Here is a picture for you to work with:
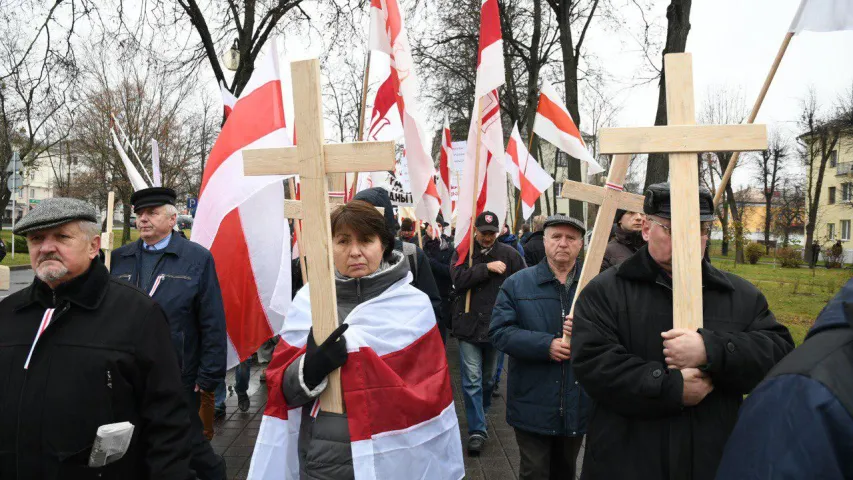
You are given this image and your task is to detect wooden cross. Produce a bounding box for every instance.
[242,59,395,413]
[598,53,767,330]
[558,154,644,341]
[101,191,116,271]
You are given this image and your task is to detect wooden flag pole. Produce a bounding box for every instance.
[513,131,537,225]
[713,32,794,207]
[102,191,116,271]
[346,50,373,200]
[288,177,308,285]
[416,220,424,248]
[464,97,485,313]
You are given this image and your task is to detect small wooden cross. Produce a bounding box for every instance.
[598,53,768,330]
[558,154,644,341]
[101,191,116,271]
[242,59,395,413]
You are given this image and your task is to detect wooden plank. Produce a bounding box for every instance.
[564,154,632,341]
[284,199,382,220]
[559,180,645,213]
[665,53,704,331]
[598,124,767,154]
[243,141,395,176]
[102,191,115,271]
[0,265,9,291]
[291,59,344,413]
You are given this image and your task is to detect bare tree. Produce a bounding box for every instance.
[773,175,805,248]
[752,129,788,253]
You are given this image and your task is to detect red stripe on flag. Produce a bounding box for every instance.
[477,0,502,67]
[343,326,453,441]
[209,208,274,362]
[520,172,540,206]
[263,339,307,420]
[200,80,285,195]
[537,93,585,146]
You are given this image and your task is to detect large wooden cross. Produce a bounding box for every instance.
[598,53,767,330]
[242,59,395,413]
[558,154,645,341]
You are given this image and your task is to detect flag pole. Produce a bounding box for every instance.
[416,219,424,248]
[110,113,155,186]
[346,50,373,201]
[513,131,537,225]
[465,97,485,313]
[102,191,115,271]
[713,31,794,207]
[289,178,308,285]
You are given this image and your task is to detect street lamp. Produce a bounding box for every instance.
[223,39,240,71]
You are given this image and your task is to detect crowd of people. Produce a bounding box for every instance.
[0,182,851,479]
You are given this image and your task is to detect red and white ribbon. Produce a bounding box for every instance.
[310,398,321,419]
[605,182,624,192]
[24,308,56,369]
[149,274,165,297]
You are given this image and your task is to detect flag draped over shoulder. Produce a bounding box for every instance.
[368,0,440,223]
[438,114,454,223]
[191,44,292,369]
[505,123,553,221]
[789,0,853,33]
[533,82,603,175]
[248,273,465,480]
[454,0,507,266]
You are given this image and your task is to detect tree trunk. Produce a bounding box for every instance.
[721,196,729,256]
[726,183,745,264]
[556,2,584,219]
[763,197,772,254]
[643,0,692,190]
[122,202,132,246]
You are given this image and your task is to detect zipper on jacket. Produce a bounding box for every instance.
[106,369,113,389]
[356,279,362,304]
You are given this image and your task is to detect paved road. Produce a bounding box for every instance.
[0,268,33,300]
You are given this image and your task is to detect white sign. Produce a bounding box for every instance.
[388,156,414,206]
[450,140,467,202]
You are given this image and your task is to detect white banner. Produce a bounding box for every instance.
[449,140,467,202]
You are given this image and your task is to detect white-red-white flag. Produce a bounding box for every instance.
[454,0,507,266]
[248,273,464,480]
[533,82,604,175]
[505,123,554,221]
[438,114,454,223]
[192,44,292,369]
[220,80,238,120]
[110,128,148,191]
[789,0,853,33]
[368,0,440,223]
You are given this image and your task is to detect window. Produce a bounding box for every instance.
[554,182,562,197]
[844,183,852,202]
[829,186,836,204]
[30,189,34,198]
[843,220,852,241]
[830,150,838,168]
[828,223,836,240]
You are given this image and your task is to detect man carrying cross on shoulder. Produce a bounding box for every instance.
[571,183,795,480]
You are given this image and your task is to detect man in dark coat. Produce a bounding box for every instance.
[600,208,645,272]
[422,214,454,343]
[110,187,227,480]
[523,214,546,267]
[0,198,193,479]
[450,211,526,454]
[491,214,590,480]
[571,183,794,480]
[715,278,853,479]
[498,224,525,257]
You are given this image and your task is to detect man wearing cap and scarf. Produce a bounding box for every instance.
[0,198,193,479]
[571,183,794,480]
[490,214,590,480]
[110,187,227,480]
[450,210,526,455]
[600,209,646,272]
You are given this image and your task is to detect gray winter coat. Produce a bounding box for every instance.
[280,251,410,479]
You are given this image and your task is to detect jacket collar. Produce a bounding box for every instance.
[616,245,734,291]
[334,251,409,307]
[613,227,646,250]
[120,232,185,258]
[15,259,110,311]
[534,257,582,285]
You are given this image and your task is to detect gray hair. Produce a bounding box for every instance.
[162,204,178,218]
[78,220,102,241]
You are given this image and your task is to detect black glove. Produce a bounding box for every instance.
[303,324,349,390]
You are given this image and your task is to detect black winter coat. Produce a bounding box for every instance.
[0,260,192,480]
[522,231,545,267]
[422,236,454,300]
[600,227,645,272]
[571,247,794,480]
[450,241,526,343]
[490,259,590,437]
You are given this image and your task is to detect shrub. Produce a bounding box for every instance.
[745,243,764,265]
[825,242,844,269]
[777,247,803,268]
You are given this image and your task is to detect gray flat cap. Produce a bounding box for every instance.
[543,214,586,235]
[13,197,98,236]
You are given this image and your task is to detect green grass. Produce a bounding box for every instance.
[710,255,853,345]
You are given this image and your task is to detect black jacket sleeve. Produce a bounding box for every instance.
[136,304,193,480]
[699,291,794,394]
[194,255,228,392]
[415,248,442,321]
[426,252,452,283]
[449,251,491,291]
[572,280,684,419]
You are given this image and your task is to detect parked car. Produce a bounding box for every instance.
[177,215,194,230]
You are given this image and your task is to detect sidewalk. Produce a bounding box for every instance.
[212,338,583,479]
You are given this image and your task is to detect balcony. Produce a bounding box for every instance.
[837,162,853,175]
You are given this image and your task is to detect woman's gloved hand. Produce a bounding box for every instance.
[303,324,349,390]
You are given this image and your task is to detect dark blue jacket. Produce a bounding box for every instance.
[489,259,590,437]
[498,232,524,258]
[715,279,853,480]
[110,234,227,392]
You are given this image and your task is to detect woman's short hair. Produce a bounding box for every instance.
[330,200,395,261]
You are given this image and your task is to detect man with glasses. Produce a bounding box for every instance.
[570,182,794,480]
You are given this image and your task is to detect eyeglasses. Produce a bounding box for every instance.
[648,218,713,238]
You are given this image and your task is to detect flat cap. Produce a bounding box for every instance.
[543,214,586,235]
[131,187,177,213]
[13,197,98,236]
[644,182,715,222]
